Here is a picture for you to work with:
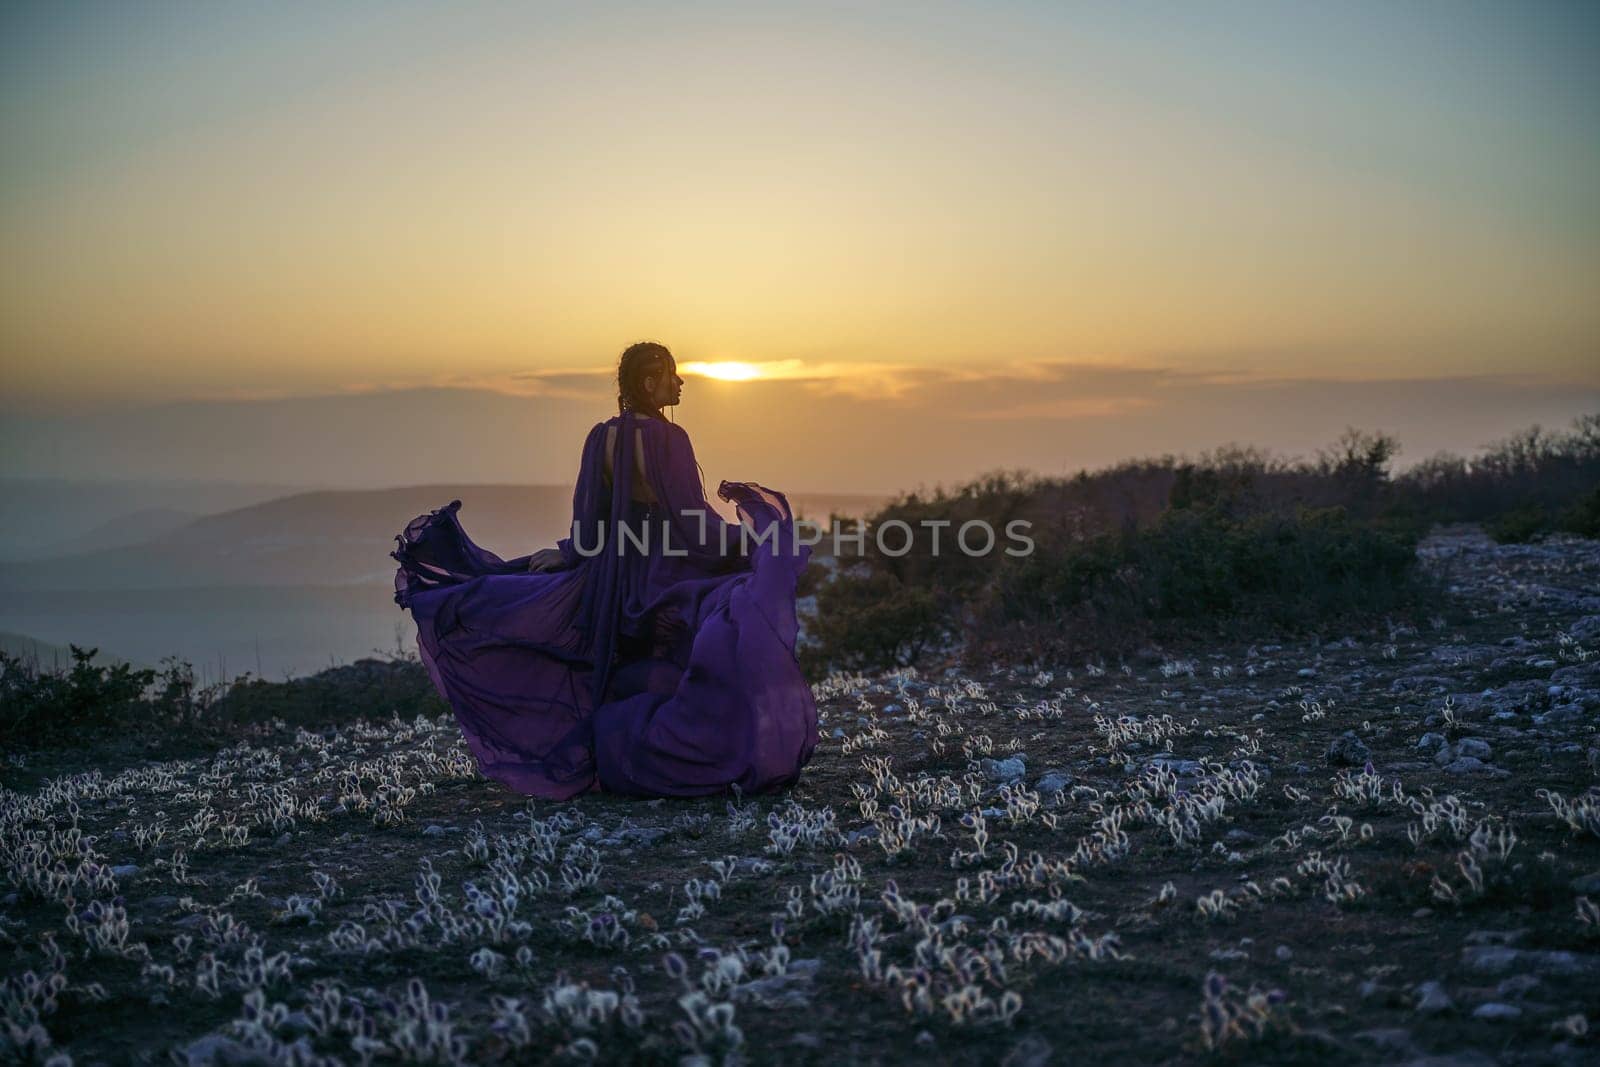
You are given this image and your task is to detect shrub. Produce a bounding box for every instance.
[795,557,824,598]
[0,645,225,749]
[804,482,1431,672]
[975,503,1425,659]
[797,418,1600,670]
[209,655,446,728]
[0,645,445,749]
[1487,504,1551,544]
[800,568,944,676]
[1396,413,1599,530]
[1558,487,1600,540]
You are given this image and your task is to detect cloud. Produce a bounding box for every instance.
[1,357,1594,494]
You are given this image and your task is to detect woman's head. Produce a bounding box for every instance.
[616,341,683,416]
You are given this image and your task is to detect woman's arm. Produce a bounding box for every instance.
[526,547,567,572]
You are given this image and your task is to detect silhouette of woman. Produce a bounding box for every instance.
[391,342,818,799]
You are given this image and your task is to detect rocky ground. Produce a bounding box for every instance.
[2,524,1599,1066]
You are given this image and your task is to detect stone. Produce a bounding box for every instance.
[1495,975,1540,1000]
[1398,1053,1497,1067]
[1533,704,1587,726]
[1460,947,1519,974]
[1570,872,1600,895]
[1001,1034,1053,1067]
[1462,946,1600,978]
[1455,738,1492,759]
[1496,679,1554,712]
[281,1011,315,1036]
[1326,731,1370,766]
[1353,1028,1416,1055]
[1464,929,1526,946]
[179,1034,275,1067]
[110,864,140,879]
[1274,945,1293,962]
[1551,663,1600,686]
[980,757,1027,783]
[1414,981,1454,1014]
[1417,733,1448,751]
[1444,757,1488,774]
[1392,674,1453,694]
[1035,771,1073,795]
[1150,756,1202,776]
[1471,1002,1522,1021]
[733,974,812,1008]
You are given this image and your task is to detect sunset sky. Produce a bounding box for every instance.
[2,1,1597,491]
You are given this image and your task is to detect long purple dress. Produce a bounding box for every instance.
[391,410,819,800]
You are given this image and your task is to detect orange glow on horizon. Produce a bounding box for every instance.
[681,361,764,382]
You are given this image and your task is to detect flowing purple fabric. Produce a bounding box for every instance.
[391,411,818,800]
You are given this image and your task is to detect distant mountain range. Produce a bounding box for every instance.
[50,506,198,556]
[0,477,315,561]
[0,483,889,592]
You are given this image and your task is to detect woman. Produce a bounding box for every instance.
[391,341,818,800]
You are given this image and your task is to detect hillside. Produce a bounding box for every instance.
[0,485,889,592]
[0,486,577,591]
[0,477,312,561]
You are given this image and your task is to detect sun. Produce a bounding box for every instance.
[680,361,765,382]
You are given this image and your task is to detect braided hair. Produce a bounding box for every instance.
[616,341,673,417]
[612,340,714,500]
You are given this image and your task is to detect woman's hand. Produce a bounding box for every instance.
[526,548,567,574]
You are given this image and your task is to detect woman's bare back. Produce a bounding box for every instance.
[602,422,661,506]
